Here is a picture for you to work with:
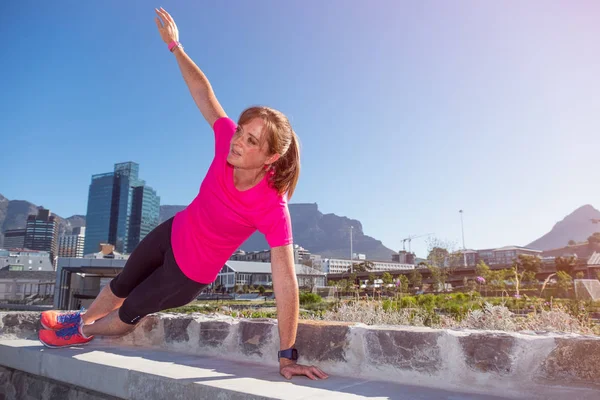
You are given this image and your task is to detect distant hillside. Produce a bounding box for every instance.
[1,193,395,259]
[527,205,600,250]
[0,194,86,245]
[160,203,395,260]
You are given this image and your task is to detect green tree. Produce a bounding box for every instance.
[488,269,509,291]
[428,265,448,292]
[381,272,393,286]
[575,272,585,279]
[409,270,423,288]
[427,247,450,267]
[514,254,541,273]
[352,261,374,273]
[555,256,577,277]
[475,260,491,281]
[587,233,600,249]
[258,285,266,295]
[368,274,376,286]
[349,272,358,289]
[398,275,409,294]
[512,255,542,295]
[556,271,573,297]
[521,270,538,289]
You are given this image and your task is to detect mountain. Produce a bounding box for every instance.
[0,194,86,244]
[527,205,600,251]
[159,203,395,260]
[0,194,39,232]
[0,193,394,259]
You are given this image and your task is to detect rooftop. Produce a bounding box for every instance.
[0,270,55,280]
[225,260,324,275]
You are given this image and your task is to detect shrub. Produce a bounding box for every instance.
[400,296,417,308]
[299,292,322,305]
[417,294,437,308]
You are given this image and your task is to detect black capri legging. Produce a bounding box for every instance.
[109,217,209,325]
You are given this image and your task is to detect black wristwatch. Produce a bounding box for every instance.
[278,348,298,361]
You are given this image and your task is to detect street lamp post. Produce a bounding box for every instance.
[350,226,354,273]
[459,210,466,266]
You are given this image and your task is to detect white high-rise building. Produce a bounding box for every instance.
[58,227,86,258]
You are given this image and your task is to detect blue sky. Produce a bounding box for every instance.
[2,1,600,258]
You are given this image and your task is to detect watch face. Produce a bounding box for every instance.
[291,349,298,360]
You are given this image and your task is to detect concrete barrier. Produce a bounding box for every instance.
[1,311,599,399]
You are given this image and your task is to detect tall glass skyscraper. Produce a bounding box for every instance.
[84,173,114,255]
[84,162,160,255]
[129,186,160,250]
[24,208,58,265]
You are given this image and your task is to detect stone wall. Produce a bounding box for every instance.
[1,311,600,398]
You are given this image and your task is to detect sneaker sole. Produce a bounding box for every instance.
[39,338,93,349]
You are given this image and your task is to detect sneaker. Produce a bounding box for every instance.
[39,325,94,348]
[40,308,83,330]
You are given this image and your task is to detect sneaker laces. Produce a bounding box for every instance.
[55,325,81,340]
[56,307,85,324]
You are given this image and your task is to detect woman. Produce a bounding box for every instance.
[39,7,328,381]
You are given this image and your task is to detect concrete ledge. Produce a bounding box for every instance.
[0,339,520,400]
[1,312,600,399]
[0,365,119,400]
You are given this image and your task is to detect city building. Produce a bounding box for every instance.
[472,246,542,267]
[58,227,86,258]
[213,260,326,290]
[84,243,128,260]
[0,249,54,272]
[84,162,160,255]
[2,229,26,250]
[319,258,415,274]
[229,244,314,264]
[0,270,55,302]
[24,208,58,264]
[54,255,129,310]
[392,250,415,264]
[54,257,324,310]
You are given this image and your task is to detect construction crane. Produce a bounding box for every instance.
[401,233,433,253]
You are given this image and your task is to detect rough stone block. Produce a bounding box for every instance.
[1,313,39,339]
[0,365,11,388]
[364,328,441,373]
[24,372,46,399]
[295,321,350,363]
[459,333,515,374]
[238,319,274,357]
[163,317,191,343]
[541,338,600,385]
[141,315,160,334]
[198,320,231,347]
[47,384,70,400]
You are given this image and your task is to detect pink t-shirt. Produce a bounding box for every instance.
[171,117,293,283]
